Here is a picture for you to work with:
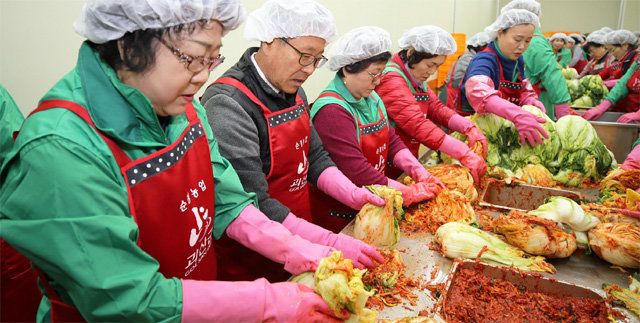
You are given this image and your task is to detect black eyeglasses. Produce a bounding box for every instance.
[367,71,388,82]
[158,37,225,73]
[279,38,328,68]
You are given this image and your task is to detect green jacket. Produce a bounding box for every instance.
[604,61,639,105]
[311,74,388,143]
[523,28,571,119]
[557,47,572,68]
[0,84,24,166]
[0,42,256,322]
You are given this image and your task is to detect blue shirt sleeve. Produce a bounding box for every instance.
[460,52,500,104]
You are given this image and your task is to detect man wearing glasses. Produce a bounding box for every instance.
[201,0,385,283]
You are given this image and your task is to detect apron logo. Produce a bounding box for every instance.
[189,206,210,247]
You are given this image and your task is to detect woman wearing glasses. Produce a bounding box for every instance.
[309,26,445,232]
[0,0,350,322]
[375,25,488,183]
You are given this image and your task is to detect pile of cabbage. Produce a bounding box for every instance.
[564,71,609,107]
[448,107,616,187]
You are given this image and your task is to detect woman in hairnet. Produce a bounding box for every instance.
[501,0,572,120]
[584,56,640,122]
[0,0,348,322]
[568,34,589,72]
[595,30,638,86]
[549,33,571,68]
[438,31,492,115]
[309,26,444,232]
[375,25,488,183]
[460,9,550,147]
[576,31,616,79]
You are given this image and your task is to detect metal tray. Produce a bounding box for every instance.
[340,214,638,322]
[441,260,616,322]
[478,180,585,211]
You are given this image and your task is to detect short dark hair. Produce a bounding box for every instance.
[584,41,605,53]
[88,20,212,73]
[337,51,392,77]
[399,49,438,69]
[467,44,487,53]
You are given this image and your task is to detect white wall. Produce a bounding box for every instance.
[1,0,637,116]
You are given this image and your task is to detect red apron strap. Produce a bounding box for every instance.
[213,77,272,114]
[31,100,132,168]
[482,47,505,82]
[317,92,345,100]
[184,102,198,122]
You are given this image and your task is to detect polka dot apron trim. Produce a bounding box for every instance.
[328,212,356,219]
[361,118,388,135]
[126,123,204,187]
[268,104,305,127]
[499,82,523,90]
[413,94,430,102]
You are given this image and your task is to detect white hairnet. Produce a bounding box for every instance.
[605,29,638,45]
[569,33,585,43]
[243,0,337,43]
[599,27,614,34]
[501,0,541,17]
[586,31,607,44]
[74,0,246,44]
[484,9,540,41]
[466,31,492,47]
[398,25,457,55]
[326,26,391,71]
[549,33,567,42]
[566,37,575,44]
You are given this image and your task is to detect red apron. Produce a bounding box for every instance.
[445,59,473,117]
[587,53,614,75]
[1,240,41,322]
[25,99,217,322]
[612,64,640,113]
[210,77,311,282]
[309,92,390,233]
[608,50,638,80]
[484,47,524,106]
[382,62,436,179]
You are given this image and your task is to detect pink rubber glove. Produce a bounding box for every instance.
[393,148,443,186]
[604,79,618,89]
[522,97,546,113]
[447,114,488,159]
[388,179,441,206]
[226,204,334,275]
[438,135,487,183]
[464,126,488,159]
[520,79,545,112]
[582,100,611,121]
[484,95,549,147]
[182,278,344,322]
[554,102,573,119]
[282,213,383,269]
[621,145,640,170]
[317,166,385,209]
[617,111,640,123]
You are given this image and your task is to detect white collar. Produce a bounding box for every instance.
[250,52,281,95]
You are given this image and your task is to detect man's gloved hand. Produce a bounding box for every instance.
[317,167,385,209]
[282,214,383,269]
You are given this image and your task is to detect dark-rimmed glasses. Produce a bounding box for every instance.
[367,71,388,82]
[279,38,328,68]
[157,37,224,73]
